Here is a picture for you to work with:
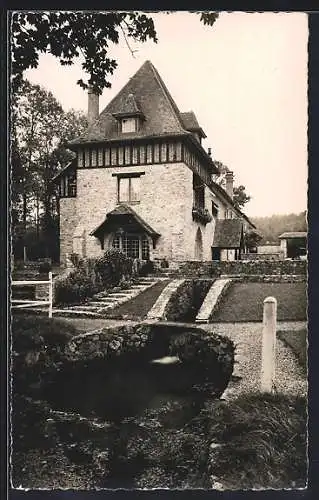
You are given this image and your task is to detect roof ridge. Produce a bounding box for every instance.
[148,61,186,131]
[99,60,150,119]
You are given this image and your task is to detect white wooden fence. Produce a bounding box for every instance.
[12,272,53,318]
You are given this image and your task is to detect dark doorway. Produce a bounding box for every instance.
[287,237,307,259]
[212,248,221,261]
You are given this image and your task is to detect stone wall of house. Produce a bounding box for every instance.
[165,259,307,278]
[59,198,78,266]
[74,163,218,261]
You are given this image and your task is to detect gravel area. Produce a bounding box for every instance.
[202,321,307,398]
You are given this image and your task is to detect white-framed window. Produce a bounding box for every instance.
[118,176,141,203]
[121,117,136,133]
[112,233,150,260]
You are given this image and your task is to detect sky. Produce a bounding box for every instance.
[24,11,308,217]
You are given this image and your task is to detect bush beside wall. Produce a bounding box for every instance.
[54,250,135,305]
[164,279,213,322]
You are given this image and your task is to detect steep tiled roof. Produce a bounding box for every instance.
[278,232,307,239]
[180,111,206,138]
[212,219,244,248]
[112,93,143,117]
[70,60,189,145]
[90,203,160,238]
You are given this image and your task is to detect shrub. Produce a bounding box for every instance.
[55,269,100,304]
[12,314,77,396]
[139,260,155,276]
[54,269,100,305]
[38,261,52,274]
[164,279,212,322]
[95,249,134,287]
[54,251,135,305]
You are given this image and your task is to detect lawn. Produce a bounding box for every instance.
[106,279,170,320]
[277,328,307,373]
[211,282,307,322]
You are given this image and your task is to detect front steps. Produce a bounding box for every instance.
[55,277,168,318]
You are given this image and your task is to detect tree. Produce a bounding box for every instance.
[233,185,251,210]
[12,79,88,259]
[251,211,307,244]
[244,230,263,252]
[11,11,218,94]
[213,160,251,209]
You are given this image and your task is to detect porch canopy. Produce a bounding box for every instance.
[212,219,244,249]
[90,204,160,246]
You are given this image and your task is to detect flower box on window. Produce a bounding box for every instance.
[192,207,212,225]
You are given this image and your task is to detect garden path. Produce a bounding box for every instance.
[202,321,307,398]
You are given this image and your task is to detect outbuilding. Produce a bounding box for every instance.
[278,232,307,259]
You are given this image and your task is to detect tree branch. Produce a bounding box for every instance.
[119,22,137,58]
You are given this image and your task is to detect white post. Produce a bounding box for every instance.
[261,296,277,392]
[48,272,53,318]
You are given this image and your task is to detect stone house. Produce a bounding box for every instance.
[53,60,255,265]
[278,232,307,259]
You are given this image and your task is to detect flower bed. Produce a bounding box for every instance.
[163,279,213,322]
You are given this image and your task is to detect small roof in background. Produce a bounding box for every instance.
[278,232,307,239]
[212,219,244,248]
[180,111,207,138]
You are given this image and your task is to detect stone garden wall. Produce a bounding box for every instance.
[166,259,307,279]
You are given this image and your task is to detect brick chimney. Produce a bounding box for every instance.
[88,86,99,124]
[225,171,234,199]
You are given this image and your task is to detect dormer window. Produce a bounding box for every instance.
[112,93,145,135]
[121,117,137,134]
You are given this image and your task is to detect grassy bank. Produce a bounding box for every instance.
[211,282,307,322]
[206,393,307,489]
[278,328,307,373]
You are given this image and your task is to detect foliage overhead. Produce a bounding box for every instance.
[12,79,88,259]
[233,185,251,210]
[11,11,218,94]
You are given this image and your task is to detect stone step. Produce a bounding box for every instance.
[86,301,120,307]
[92,296,123,302]
[196,278,232,323]
[67,305,107,312]
[109,293,135,298]
[54,309,103,318]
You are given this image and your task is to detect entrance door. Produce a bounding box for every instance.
[194,228,203,261]
[212,248,221,261]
